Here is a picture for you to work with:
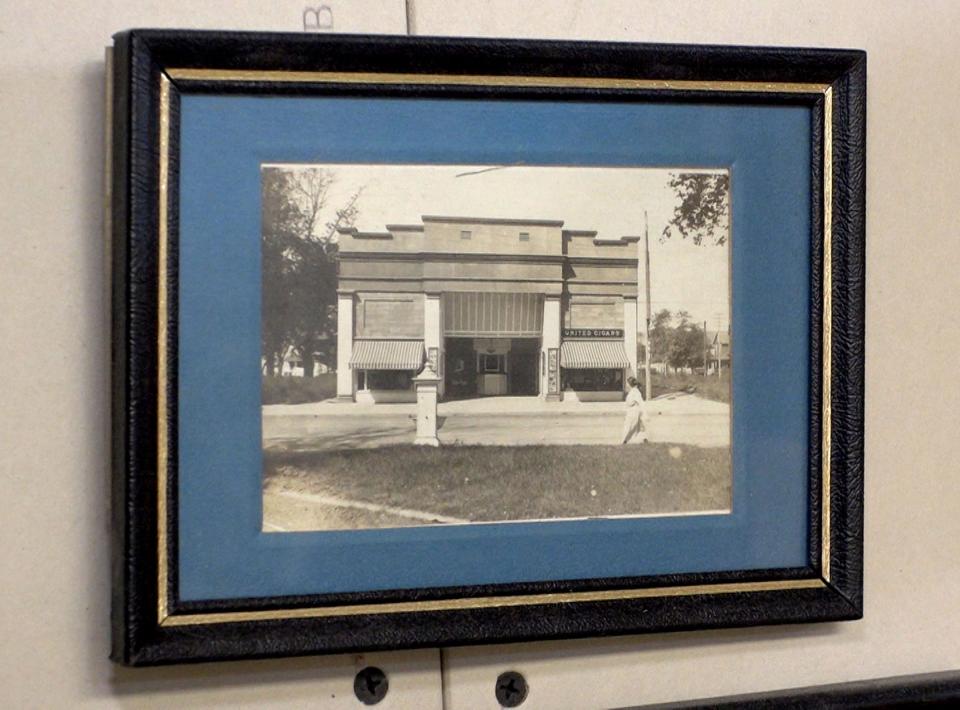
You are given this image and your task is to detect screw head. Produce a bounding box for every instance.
[354,666,388,705]
[495,670,528,707]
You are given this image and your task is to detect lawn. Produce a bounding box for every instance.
[650,371,731,403]
[262,373,337,404]
[264,443,730,523]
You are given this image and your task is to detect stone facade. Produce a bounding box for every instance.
[336,216,639,402]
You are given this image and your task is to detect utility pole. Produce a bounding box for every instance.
[644,210,652,400]
[703,320,708,377]
[716,313,723,378]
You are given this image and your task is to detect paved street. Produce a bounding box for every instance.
[263,394,729,450]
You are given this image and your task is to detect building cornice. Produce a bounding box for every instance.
[341,276,637,290]
[565,256,639,267]
[341,251,565,264]
[337,227,392,239]
[340,252,638,267]
[421,215,564,227]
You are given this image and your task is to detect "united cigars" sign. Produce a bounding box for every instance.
[562,328,624,339]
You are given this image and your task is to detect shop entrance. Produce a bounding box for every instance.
[508,338,539,396]
[444,337,540,399]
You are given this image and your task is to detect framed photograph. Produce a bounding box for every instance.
[109,30,865,665]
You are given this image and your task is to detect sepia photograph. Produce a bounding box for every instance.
[260,163,732,532]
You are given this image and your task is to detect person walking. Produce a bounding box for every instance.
[621,376,648,444]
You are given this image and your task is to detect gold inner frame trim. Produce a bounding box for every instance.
[821,87,833,580]
[163,578,826,627]
[166,67,831,95]
[155,70,833,626]
[157,72,171,625]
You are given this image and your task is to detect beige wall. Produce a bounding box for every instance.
[340,258,564,284]
[339,257,423,282]
[342,220,567,255]
[564,297,624,329]
[354,292,425,339]
[339,257,567,294]
[563,234,638,259]
[3,1,960,708]
[339,227,425,253]
[341,219,638,299]
[423,219,563,256]
[565,262,639,296]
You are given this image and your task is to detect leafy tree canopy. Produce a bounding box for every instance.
[261,168,360,376]
[661,172,730,246]
[648,308,708,371]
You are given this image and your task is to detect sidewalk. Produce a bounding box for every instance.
[262,393,729,418]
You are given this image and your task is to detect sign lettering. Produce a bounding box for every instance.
[547,348,559,394]
[562,328,624,339]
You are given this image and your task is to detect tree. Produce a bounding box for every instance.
[667,314,706,372]
[648,308,673,366]
[661,172,730,246]
[648,309,706,373]
[261,170,300,375]
[261,168,360,377]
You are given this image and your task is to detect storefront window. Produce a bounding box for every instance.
[364,370,414,390]
[481,353,505,373]
[562,368,623,391]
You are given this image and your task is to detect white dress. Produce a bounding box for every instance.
[621,387,647,444]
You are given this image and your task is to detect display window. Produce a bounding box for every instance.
[562,368,623,392]
[363,370,414,391]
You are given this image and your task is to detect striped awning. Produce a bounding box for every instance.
[349,340,424,370]
[443,292,543,337]
[560,340,630,369]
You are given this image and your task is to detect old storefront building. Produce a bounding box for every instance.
[336,216,639,403]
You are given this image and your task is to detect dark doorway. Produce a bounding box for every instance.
[444,337,476,399]
[508,338,540,395]
[444,337,540,398]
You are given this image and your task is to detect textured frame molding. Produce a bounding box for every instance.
[110,30,865,665]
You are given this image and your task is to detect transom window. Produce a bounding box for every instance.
[481,353,505,373]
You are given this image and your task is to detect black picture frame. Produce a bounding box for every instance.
[109,29,866,666]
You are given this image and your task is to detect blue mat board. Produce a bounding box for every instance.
[177,95,811,600]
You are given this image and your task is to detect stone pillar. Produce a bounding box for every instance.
[336,291,355,401]
[413,365,441,446]
[541,295,561,401]
[424,293,443,398]
[623,295,639,393]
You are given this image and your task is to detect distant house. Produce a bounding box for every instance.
[269,346,332,377]
[707,330,731,373]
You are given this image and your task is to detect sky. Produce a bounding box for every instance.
[263,163,730,331]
